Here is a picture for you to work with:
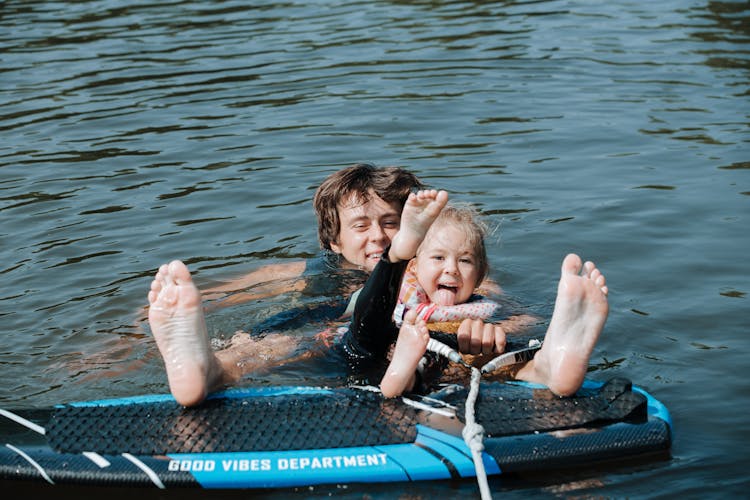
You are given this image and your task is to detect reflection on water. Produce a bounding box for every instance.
[1,0,748,497]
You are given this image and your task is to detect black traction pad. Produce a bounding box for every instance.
[46,378,646,456]
[47,388,418,455]
[450,377,647,437]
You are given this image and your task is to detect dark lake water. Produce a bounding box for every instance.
[1,0,748,497]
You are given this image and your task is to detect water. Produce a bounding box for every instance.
[1,0,748,497]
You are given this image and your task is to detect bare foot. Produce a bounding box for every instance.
[148,260,222,406]
[380,310,430,398]
[515,254,609,396]
[388,189,448,262]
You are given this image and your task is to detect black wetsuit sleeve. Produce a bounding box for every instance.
[339,255,408,364]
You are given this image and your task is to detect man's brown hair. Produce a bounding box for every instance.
[313,163,424,250]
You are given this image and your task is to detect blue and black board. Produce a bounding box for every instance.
[0,377,671,489]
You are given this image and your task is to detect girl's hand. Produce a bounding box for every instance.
[457,319,506,355]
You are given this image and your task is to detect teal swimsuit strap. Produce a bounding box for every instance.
[342,288,362,318]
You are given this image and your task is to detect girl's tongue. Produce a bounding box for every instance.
[434,285,458,306]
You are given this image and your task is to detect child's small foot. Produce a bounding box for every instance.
[389,189,448,262]
[148,260,219,406]
[380,310,430,398]
[515,254,609,396]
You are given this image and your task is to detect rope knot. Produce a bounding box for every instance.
[462,422,485,452]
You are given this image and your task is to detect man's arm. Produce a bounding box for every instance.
[201,261,307,301]
[133,260,309,330]
[200,261,308,313]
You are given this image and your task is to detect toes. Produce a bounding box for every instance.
[590,268,601,282]
[155,263,169,281]
[403,308,419,326]
[149,261,183,306]
[585,263,607,293]
[596,275,608,295]
[582,261,595,277]
[562,253,583,275]
[435,189,448,205]
[168,260,192,284]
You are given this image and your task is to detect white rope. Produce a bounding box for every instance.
[426,339,492,500]
[463,366,492,500]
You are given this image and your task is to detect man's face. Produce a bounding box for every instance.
[330,191,402,272]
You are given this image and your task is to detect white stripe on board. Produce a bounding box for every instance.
[83,451,111,468]
[400,397,454,417]
[122,453,166,489]
[5,443,55,484]
[0,409,46,435]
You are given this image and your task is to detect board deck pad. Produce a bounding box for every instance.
[48,377,643,455]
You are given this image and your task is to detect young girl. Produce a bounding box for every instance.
[370,201,503,397]
[392,205,499,332]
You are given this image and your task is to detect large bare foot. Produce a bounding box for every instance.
[148,260,222,406]
[388,189,448,262]
[515,254,609,396]
[380,310,430,398]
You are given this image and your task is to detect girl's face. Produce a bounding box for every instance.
[414,224,480,306]
[330,191,401,272]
